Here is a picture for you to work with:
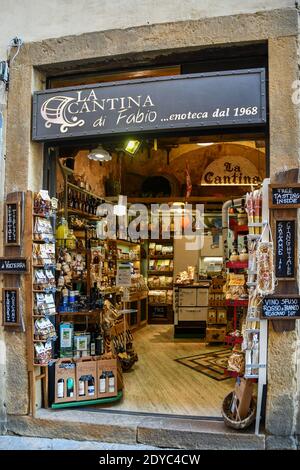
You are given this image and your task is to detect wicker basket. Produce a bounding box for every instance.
[221,391,256,430]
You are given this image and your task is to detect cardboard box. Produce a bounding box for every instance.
[234,377,254,420]
[206,326,226,343]
[75,357,97,401]
[54,358,76,404]
[217,309,227,324]
[207,309,217,323]
[97,357,118,398]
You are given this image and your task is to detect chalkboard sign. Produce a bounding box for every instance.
[270,184,300,208]
[0,258,28,273]
[5,202,20,246]
[262,296,300,319]
[2,288,20,326]
[275,220,296,279]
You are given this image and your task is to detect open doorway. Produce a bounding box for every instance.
[50,132,267,417]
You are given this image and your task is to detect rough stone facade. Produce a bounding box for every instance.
[1,6,300,443]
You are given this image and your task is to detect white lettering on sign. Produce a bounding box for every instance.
[262,298,300,318]
[41,92,157,133]
[272,188,300,205]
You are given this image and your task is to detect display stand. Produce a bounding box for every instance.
[51,391,123,409]
[24,191,56,415]
[245,178,269,435]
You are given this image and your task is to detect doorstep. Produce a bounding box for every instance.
[7,409,265,450]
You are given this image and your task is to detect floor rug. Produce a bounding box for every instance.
[175,348,232,381]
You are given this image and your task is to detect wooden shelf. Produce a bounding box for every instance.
[33,212,51,219]
[67,181,105,202]
[149,303,172,307]
[33,314,57,318]
[57,310,100,316]
[33,339,56,343]
[116,239,140,247]
[148,270,173,275]
[33,264,55,269]
[127,196,225,203]
[149,255,174,259]
[33,289,57,293]
[61,208,99,220]
[148,286,172,290]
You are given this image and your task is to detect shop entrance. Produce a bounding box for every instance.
[46,130,267,417]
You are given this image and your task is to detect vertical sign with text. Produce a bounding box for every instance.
[275,220,296,279]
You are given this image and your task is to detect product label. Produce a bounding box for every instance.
[57,381,64,398]
[61,328,72,348]
[108,377,115,393]
[78,381,85,396]
[99,378,106,393]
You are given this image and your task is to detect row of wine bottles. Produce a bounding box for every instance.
[57,188,101,215]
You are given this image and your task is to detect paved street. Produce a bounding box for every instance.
[0,435,160,450]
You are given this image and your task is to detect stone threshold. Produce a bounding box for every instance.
[7,409,266,450]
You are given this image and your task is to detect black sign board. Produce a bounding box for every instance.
[270,184,300,208]
[262,296,300,319]
[0,258,28,274]
[275,220,296,279]
[32,68,266,142]
[5,202,20,246]
[2,288,20,326]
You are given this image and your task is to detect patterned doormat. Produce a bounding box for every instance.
[175,348,232,381]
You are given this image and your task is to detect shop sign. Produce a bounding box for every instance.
[0,257,28,273]
[269,184,300,208]
[262,296,300,319]
[2,288,20,326]
[5,201,21,246]
[275,220,296,279]
[32,68,266,141]
[201,156,262,186]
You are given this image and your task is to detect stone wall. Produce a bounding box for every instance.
[2,6,300,437]
[0,0,294,58]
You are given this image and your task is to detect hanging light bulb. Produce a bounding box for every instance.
[88,145,112,162]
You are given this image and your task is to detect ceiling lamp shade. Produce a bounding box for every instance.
[88,145,112,161]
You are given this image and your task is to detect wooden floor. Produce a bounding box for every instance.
[105,325,235,417]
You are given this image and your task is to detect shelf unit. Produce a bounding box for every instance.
[57,160,107,222]
[226,219,249,333]
[147,239,174,324]
[25,192,58,415]
[207,277,227,343]
[117,239,148,330]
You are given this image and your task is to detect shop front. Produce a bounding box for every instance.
[2,10,300,447]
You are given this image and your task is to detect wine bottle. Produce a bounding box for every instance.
[87,375,95,396]
[78,376,85,396]
[57,378,64,398]
[99,371,106,393]
[66,377,74,398]
[107,371,115,393]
